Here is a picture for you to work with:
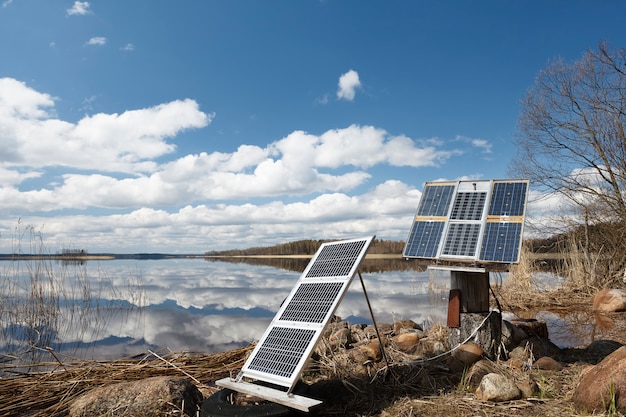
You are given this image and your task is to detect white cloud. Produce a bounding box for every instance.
[87,37,106,46]
[0,77,519,253]
[67,1,91,16]
[2,0,13,8]
[0,78,212,174]
[0,180,422,253]
[471,138,493,153]
[337,69,361,101]
[121,43,135,52]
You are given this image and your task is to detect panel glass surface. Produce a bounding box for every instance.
[441,223,481,257]
[279,282,344,323]
[403,221,445,258]
[246,327,316,379]
[450,192,487,220]
[489,182,527,216]
[305,239,367,278]
[480,222,523,263]
[416,185,455,216]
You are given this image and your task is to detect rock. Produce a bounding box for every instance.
[501,319,528,348]
[518,337,561,360]
[516,377,539,398]
[509,318,549,339]
[452,342,484,367]
[465,359,500,389]
[329,328,352,347]
[573,345,626,413]
[364,322,393,339]
[69,376,202,417]
[593,288,626,312]
[533,356,563,371]
[585,339,623,361]
[393,319,422,334]
[475,373,522,402]
[392,332,420,353]
[508,345,531,363]
[594,312,615,330]
[360,341,383,361]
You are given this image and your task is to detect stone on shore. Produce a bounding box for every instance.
[475,373,522,402]
[573,345,626,413]
[69,376,202,417]
[593,288,626,312]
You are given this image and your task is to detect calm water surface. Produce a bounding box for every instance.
[0,258,605,364]
[1,258,451,361]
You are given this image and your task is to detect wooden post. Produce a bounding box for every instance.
[448,270,501,359]
[450,271,489,312]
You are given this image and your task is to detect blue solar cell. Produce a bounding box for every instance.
[450,192,487,220]
[417,185,455,216]
[480,222,523,263]
[441,223,481,257]
[489,182,527,216]
[403,221,445,258]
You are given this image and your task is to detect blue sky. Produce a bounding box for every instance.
[1,1,625,253]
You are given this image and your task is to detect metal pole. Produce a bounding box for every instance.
[358,271,391,368]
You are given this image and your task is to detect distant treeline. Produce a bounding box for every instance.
[204,238,406,257]
[205,256,427,273]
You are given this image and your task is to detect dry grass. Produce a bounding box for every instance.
[0,346,252,417]
[495,246,592,312]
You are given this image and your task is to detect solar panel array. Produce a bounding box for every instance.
[239,236,374,391]
[403,180,528,265]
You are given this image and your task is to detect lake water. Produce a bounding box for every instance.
[0,257,609,365]
[0,258,452,362]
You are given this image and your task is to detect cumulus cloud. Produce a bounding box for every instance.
[0,179,422,252]
[67,1,91,16]
[0,77,502,253]
[337,69,361,101]
[0,78,212,174]
[86,37,106,46]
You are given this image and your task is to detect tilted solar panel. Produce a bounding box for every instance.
[403,182,455,259]
[403,220,445,258]
[450,192,487,220]
[238,236,374,391]
[441,223,482,257]
[480,222,523,263]
[489,181,527,216]
[417,183,455,216]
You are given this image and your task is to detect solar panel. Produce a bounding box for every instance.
[403,179,528,265]
[450,192,487,220]
[403,220,445,258]
[402,182,454,259]
[480,222,523,263]
[417,183,455,216]
[238,236,374,391]
[441,223,481,257]
[489,181,527,216]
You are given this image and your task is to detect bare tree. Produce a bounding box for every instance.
[513,42,626,288]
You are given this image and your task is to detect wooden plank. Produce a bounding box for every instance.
[216,377,323,412]
[447,289,461,328]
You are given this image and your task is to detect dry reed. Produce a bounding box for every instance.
[0,345,253,417]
